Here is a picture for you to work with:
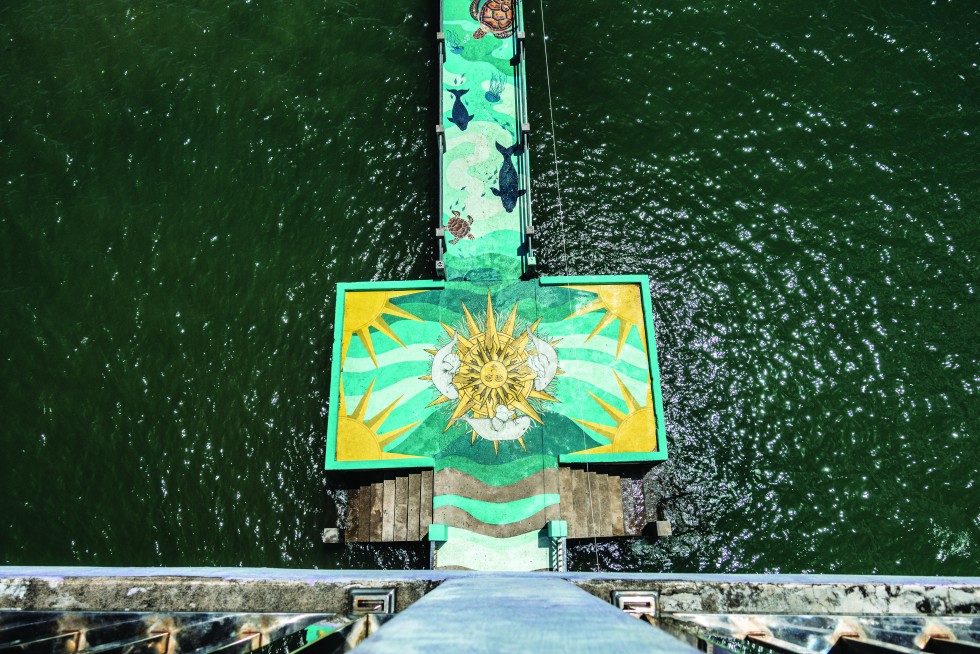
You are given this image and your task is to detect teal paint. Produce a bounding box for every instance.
[433,455,560,487]
[548,520,568,538]
[428,524,449,542]
[322,0,670,570]
[432,493,561,525]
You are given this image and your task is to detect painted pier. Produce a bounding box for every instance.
[325,0,667,572]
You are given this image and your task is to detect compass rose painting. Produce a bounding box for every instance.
[325,278,667,470]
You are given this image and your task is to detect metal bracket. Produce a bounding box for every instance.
[511,31,526,66]
[436,124,446,152]
[350,588,396,614]
[611,591,657,618]
[436,31,446,62]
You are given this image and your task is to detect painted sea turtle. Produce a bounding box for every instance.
[470,0,516,40]
[447,210,475,244]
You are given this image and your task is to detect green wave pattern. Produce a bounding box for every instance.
[433,493,560,525]
[435,526,551,571]
[435,455,558,487]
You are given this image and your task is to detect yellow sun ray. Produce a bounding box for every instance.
[373,316,406,348]
[565,298,605,320]
[461,303,481,337]
[564,284,647,361]
[365,394,403,431]
[573,420,616,441]
[441,322,476,352]
[614,371,642,413]
[445,397,477,431]
[350,378,374,422]
[336,375,421,461]
[341,290,425,368]
[511,318,540,351]
[512,396,542,424]
[501,301,519,336]
[572,372,657,455]
[377,421,421,448]
[585,391,626,424]
[587,312,618,342]
[483,292,498,348]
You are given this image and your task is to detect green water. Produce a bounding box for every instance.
[1,0,976,574]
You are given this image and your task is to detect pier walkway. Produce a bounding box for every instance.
[326,0,667,571]
[436,0,534,283]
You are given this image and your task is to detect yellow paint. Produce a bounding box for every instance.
[337,377,421,461]
[572,371,657,455]
[341,290,424,368]
[435,292,558,442]
[564,284,646,360]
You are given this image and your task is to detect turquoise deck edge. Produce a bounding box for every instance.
[540,275,669,464]
[325,277,667,469]
[324,281,442,472]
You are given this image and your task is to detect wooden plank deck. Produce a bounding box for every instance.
[342,473,433,543]
[342,467,646,543]
[407,473,421,541]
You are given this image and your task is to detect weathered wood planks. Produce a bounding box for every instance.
[342,467,644,542]
[407,473,421,541]
[342,472,434,543]
[557,468,643,539]
[420,469,433,536]
[369,482,383,542]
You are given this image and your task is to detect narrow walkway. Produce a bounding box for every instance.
[438,0,531,282]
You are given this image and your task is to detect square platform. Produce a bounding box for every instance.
[325,276,667,471]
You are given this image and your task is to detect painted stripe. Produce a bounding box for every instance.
[435,455,558,487]
[434,505,552,538]
[432,493,560,526]
[434,467,557,503]
[434,526,552,572]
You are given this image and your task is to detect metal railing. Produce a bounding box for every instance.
[2,569,977,653]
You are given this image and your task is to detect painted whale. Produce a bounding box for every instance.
[430,335,461,400]
[526,327,558,391]
[492,141,527,213]
[447,89,474,131]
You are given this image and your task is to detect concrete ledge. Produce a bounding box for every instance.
[1,568,977,616]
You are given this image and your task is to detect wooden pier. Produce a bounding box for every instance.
[325,0,668,571]
[343,468,651,545]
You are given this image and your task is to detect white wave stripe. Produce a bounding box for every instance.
[435,527,551,571]
[342,377,433,423]
[553,332,649,369]
[343,342,434,373]
[554,360,650,403]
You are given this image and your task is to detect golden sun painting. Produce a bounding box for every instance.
[565,284,647,360]
[420,292,562,455]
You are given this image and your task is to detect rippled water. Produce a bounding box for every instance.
[1,0,976,574]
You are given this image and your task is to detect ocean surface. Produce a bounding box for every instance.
[1,0,976,575]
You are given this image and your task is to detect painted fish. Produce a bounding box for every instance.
[447,89,474,131]
[458,413,532,442]
[526,327,558,391]
[430,335,461,400]
[492,141,527,213]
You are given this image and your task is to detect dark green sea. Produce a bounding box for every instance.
[1,0,977,575]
